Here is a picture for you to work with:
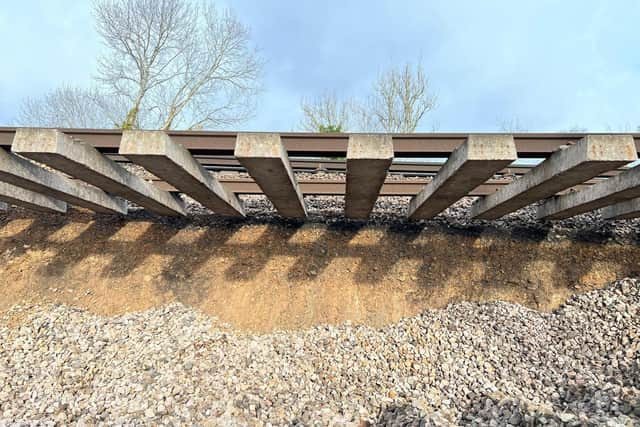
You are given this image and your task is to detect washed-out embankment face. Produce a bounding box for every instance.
[0,206,638,332]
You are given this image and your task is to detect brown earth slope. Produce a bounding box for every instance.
[0,209,638,332]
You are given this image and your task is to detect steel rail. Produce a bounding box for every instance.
[105,154,625,178]
[148,177,598,196]
[2,127,640,158]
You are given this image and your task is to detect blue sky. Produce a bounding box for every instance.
[1,0,640,132]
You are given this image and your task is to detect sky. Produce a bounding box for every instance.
[1,0,640,132]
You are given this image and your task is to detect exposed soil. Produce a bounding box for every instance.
[1,206,638,332]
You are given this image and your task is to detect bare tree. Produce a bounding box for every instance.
[16,85,119,128]
[300,61,436,133]
[349,101,378,133]
[299,92,351,132]
[498,117,528,132]
[93,0,262,130]
[563,125,588,132]
[358,62,436,132]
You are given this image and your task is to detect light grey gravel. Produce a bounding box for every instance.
[0,278,638,426]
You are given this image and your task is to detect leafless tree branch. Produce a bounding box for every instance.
[360,61,436,133]
[93,0,262,129]
[15,85,121,128]
[299,92,352,132]
[498,116,528,132]
[300,61,436,133]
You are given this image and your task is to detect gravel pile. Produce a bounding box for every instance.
[111,167,640,243]
[214,171,429,182]
[175,192,640,245]
[1,278,638,425]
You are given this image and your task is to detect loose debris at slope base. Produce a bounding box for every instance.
[0,278,638,425]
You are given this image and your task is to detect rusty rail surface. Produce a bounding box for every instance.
[2,127,640,158]
[145,156,625,178]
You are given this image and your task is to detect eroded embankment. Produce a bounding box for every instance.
[0,209,638,332]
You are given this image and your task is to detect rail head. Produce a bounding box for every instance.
[2,127,640,158]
